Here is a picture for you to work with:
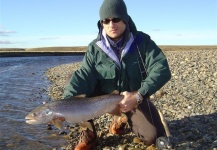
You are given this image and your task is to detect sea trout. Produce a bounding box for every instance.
[25,92,123,129]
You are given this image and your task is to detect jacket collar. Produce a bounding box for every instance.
[95,15,137,67]
[96,29,134,67]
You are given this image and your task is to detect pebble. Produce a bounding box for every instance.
[58,131,67,135]
[45,49,217,150]
[46,123,53,130]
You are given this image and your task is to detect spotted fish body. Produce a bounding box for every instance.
[25,93,123,129]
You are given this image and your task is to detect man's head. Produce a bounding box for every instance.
[99,0,129,41]
[99,0,129,24]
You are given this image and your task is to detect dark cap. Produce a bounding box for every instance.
[99,0,129,24]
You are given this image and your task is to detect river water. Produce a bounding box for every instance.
[0,56,83,150]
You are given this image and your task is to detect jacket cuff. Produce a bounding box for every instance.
[138,88,150,99]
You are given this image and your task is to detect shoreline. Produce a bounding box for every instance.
[1,45,216,57]
[45,49,217,149]
[0,51,85,57]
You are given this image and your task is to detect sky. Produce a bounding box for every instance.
[0,0,217,48]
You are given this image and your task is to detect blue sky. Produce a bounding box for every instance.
[0,0,217,48]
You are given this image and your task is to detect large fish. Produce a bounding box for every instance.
[25,91,123,129]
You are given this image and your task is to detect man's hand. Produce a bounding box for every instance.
[119,91,138,113]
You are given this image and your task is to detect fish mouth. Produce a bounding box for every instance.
[25,116,38,124]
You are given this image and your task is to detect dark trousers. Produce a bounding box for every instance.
[126,98,166,145]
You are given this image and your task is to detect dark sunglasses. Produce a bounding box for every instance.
[101,18,121,24]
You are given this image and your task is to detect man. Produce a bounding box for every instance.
[64,0,171,149]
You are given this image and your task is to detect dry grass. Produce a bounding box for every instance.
[0,46,216,57]
[0,46,87,52]
[25,46,87,52]
[159,45,217,51]
[0,48,25,52]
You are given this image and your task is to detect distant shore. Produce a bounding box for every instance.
[0,45,216,57]
[0,51,85,57]
[0,46,87,57]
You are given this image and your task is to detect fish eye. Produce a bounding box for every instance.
[32,112,36,117]
[45,109,52,115]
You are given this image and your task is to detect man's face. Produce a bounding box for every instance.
[101,18,126,42]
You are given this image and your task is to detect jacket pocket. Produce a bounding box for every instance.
[95,63,117,93]
[127,61,141,78]
[126,61,143,90]
[95,63,116,79]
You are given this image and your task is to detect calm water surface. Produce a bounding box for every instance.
[0,56,83,150]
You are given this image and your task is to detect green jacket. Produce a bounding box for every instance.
[64,17,171,98]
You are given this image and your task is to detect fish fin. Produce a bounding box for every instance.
[52,117,65,130]
[78,122,93,132]
[108,104,122,116]
[111,90,119,95]
[74,94,86,98]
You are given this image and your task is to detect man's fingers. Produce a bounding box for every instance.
[119,103,125,108]
[121,108,129,113]
[120,91,129,96]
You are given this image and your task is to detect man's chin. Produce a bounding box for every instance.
[109,35,122,42]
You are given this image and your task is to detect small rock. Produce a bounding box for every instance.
[59,130,67,135]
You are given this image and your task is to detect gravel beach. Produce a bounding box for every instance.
[45,49,217,150]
